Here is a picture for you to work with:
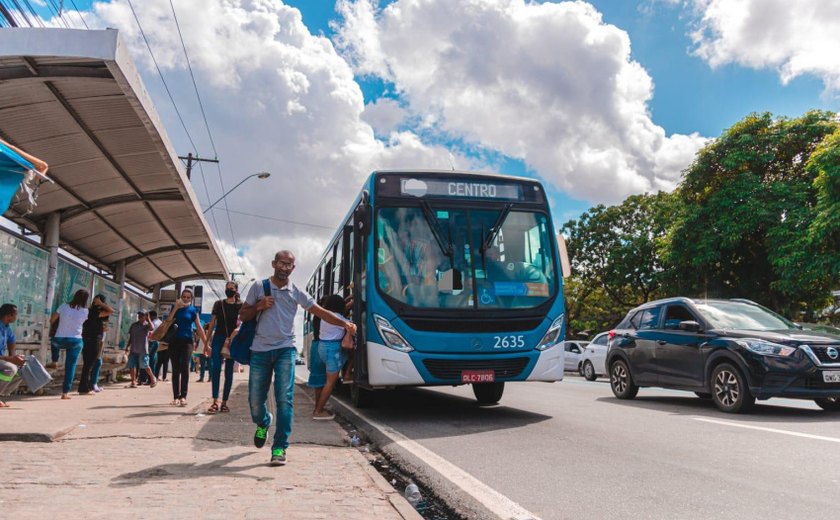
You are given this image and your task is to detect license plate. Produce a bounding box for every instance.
[461,370,495,383]
[823,371,840,383]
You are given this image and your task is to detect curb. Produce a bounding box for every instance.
[294,375,424,520]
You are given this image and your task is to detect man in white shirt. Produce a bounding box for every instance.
[139,310,163,385]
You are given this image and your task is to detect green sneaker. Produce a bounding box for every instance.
[253,412,272,448]
[270,448,287,466]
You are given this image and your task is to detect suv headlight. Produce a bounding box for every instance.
[373,314,414,353]
[737,339,796,357]
[536,314,565,351]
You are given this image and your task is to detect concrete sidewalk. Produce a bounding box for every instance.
[0,371,421,520]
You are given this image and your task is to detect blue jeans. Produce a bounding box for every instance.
[51,337,83,394]
[210,335,235,401]
[248,347,296,450]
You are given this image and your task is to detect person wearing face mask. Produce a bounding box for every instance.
[163,289,206,406]
[204,281,242,414]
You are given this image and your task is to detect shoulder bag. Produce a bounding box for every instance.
[219,300,239,359]
[151,314,174,342]
[341,324,356,350]
[229,279,271,365]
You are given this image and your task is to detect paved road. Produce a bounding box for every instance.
[335,374,840,520]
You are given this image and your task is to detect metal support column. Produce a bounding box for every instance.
[113,260,126,349]
[152,284,161,313]
[40,212,60,361]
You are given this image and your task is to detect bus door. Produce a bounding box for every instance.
[351,193,370,387]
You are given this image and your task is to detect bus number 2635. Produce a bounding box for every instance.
[494,335,525,348]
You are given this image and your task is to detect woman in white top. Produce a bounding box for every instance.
[48,289,90,400]
[312,294,352,420]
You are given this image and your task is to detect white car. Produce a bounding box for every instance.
[562,341,589,372]
[580,332,610,381]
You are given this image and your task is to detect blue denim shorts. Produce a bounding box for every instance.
[307,341,326,388]
[127,353,150,370]
[318,340,347,374]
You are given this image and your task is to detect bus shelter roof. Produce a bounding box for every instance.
[0,29,228,291]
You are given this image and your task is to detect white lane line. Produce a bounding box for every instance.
[334,400,542,520]
[694,417,840,444]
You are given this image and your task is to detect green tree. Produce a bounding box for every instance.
[665,111,839,319]
[561,191,675,335]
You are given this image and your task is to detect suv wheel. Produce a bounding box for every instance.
[583,360,597,381]
[711,363,754,413]
[609,360,638,399]
[814,397,840,412]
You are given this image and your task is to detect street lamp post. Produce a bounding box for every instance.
[203,172,270,214]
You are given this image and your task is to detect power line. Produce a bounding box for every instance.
[223,209,335,231]
[168,0,244,275]
[68,0,89,29]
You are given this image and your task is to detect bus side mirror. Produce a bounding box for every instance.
[556,232,572,278]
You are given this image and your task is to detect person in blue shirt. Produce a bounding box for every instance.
[0,303,24,408]
[159,289,206,406]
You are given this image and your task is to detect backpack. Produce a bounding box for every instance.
[229,279,271,365]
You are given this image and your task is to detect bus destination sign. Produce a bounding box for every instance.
[399,178,524,201]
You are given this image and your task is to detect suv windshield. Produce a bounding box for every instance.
[694,301,798,331]
[376,206,556,310]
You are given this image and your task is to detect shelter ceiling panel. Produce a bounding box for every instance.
[151,251,194,279]
[97,245,138,264]
[95,127,157,156]
[70,97,141,131]
[189,250,229,273]
[18,134,101,167]
[0,102,79,144]
[72,177,134,201]
[49,79,123,100]
[49,158,115,183]
[69,230,135,260]
[125,258,164,287]
[0,82,54,109]
[31,57,102,66]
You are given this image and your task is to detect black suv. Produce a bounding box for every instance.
[606,298,840,413]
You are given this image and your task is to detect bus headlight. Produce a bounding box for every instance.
[373,314,414,353]
[535,314,565,351]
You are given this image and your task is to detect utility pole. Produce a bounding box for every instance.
[178,152,219,180]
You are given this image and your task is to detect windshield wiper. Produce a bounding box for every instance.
[480,203,513,255]
[419,200,454,266]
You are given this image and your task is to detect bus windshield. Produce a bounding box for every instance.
[376,205,556,310]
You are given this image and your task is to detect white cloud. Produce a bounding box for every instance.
[362,98,408,136]
[334,0,707,203]
[74,0,458,265]
[689,0,840,93]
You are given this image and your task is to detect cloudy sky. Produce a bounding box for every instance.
[16,0,840,293]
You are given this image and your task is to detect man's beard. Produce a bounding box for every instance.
[275,271,289,280]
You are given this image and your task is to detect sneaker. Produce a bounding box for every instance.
[93,385,103,393]
[253,412,272,448]
[270,448,286,466]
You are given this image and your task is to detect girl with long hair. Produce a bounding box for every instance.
[204,281,242,414]
[161,289,206,406]
[48,289,90,400]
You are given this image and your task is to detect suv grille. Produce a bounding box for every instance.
[422,358,529,380]
[809,345,840,364]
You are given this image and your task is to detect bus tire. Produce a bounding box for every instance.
[350,384,375,408]
[473,382,504,405]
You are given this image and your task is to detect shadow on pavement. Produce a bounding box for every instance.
[335,384,552,440]
[597,394,836,423]
[110,453,263,487]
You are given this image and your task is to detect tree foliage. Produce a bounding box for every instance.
[563,111,840,333]
[561,192,674,335]
[665,111,838,319]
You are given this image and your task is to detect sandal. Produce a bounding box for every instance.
[207,402,219,415]
[220,403,230,413]
[170,399,179,406]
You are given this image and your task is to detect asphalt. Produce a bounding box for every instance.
[0,369,422,520]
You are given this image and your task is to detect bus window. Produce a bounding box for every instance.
[375,206,555,310]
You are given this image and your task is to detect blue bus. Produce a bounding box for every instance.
[304,170,569,406]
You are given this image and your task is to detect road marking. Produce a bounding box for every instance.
[333,400,541,520]
[694,418,840,444]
